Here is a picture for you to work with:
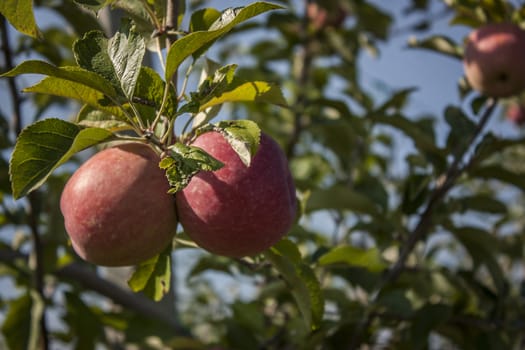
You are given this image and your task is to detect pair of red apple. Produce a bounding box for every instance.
[60,131,297,266]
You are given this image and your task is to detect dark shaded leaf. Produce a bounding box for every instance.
[264,239,324,331]
[160,142,224,193]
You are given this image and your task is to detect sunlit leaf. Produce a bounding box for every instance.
[128,245,172,301]
[1,60,117,98]
[23,77,126,120]
[9,118,114,199]
[165,2,283,81]
[215,120,261,167]
[0,0,40,38]
[199,79,288,110]
[318,245,387,272]
[108,19,146,99]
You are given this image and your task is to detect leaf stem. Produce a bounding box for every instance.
[1,17,50,350]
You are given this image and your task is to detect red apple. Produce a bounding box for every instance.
[176,132,297,257]
[307,2,346,32]
[60,143,177,266]
[463,22,525,98]
[506,103,525,126]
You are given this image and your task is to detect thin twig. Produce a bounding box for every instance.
[347,98,498,349]
[385,98,497,284]
[1,17,50,350]
[285,0,314,158]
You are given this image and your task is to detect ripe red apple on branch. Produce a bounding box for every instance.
[176,131,297,257]
[463,22,525,98]
[60,143,177,267]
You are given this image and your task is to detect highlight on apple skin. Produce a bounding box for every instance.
[463,22,525,98]
[176,131,297,258]
[60,143,177,267]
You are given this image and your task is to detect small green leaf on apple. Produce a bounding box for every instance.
[160,142,224,193]
[215,119,261,167]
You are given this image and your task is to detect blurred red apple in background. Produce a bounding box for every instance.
[463,22,525,98]
[60,143,177,266]
[176,131,297,257]
[506,103,525,126]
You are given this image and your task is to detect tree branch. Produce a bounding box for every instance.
[0,247,190,336]
[286,0,314,158]
[385,97,497,284]
[1,17,51,350]
[348,98,498,349]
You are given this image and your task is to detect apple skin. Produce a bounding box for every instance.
[60,143,177,267]
[176,131,297,257]
[463,23,525,98]
[506,103,525,126]
[307,2,346,32]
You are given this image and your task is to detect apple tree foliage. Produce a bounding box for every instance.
[2,0,525,349]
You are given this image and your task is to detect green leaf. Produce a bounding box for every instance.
[199,79,288,111]
[215,120,261,167]
[1,293,31,350]
[74,0,111,12]
[408,35,463,59]
[306,185,382,217]
[187,255,233,279]
[1,291,43,350]
[264,239,324,331]
[23,77,126,120]
[1,60,117,98]
[160,142,224,193]
[108,19,146,99]
[191,64,238,107]
[77,105,131,131]
[0,0,40,38]
[410,303,452,349]
[9,118,114,199]
[190,8,222,32]
[133,66,178,119]
[444,106,476,151]
[74,30,121,93]
[128,245,172,301]
[318,245,387,272]
[469,165,525,192]
[373,114,446,168]
[450,194,507,215]
[375,88,417,114]
[448,225,505,291]
[165,2,283,81]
